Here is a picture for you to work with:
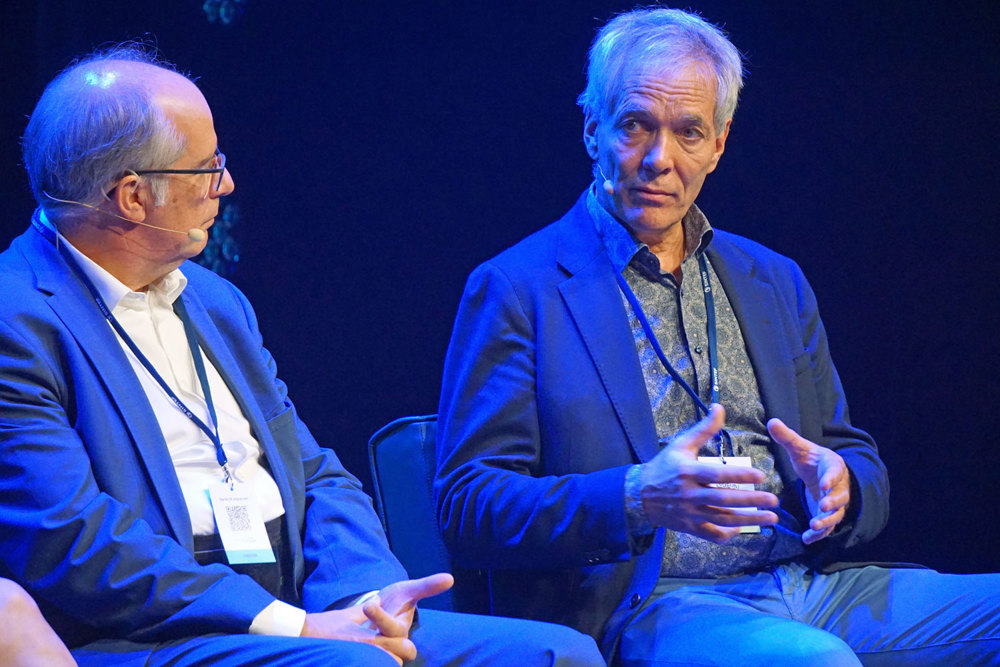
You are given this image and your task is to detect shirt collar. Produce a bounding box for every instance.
[37,208,188,310]
[586,182,714,274]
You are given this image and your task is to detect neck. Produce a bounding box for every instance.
[60,222,164,292]
[638,222,686,280]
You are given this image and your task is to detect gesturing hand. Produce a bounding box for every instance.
[301,606,416,665]
[301,573,454,665]
[767,418,851,544]
[639,404,779,543]
[370,573,454,635]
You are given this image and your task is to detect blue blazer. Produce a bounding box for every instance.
[0,221,406,649]
[435,192,889,656]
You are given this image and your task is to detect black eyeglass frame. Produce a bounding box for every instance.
[133,149,227,192]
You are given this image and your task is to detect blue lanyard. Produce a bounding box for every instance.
[615,252,732,457]
[56,242,234,486]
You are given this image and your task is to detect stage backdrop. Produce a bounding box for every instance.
[2,0,998,573]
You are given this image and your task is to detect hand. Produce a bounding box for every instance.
[301,606,416,665]
[767,418,851,544]
[0,579,77,667]
[639,404,779,543]
[301,573,454,666]
[369,573,454,635]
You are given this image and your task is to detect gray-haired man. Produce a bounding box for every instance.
[436,8,1000,665]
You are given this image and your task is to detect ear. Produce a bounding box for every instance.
[110,171,149,222]
[583,109,600,161]
[706,118,732,175]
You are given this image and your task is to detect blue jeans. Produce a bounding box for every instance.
[620,563,1000,666]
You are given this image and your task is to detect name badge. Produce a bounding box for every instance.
[698,456,761,534]
[208,483,276,564]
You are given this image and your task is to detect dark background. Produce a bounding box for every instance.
[2,1,998,574]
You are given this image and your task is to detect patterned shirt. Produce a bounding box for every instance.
[586,186,804,577]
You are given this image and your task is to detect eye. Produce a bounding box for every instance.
[618,117,646,137]
[679,126,706,141]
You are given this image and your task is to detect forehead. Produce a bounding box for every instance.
[611,60,716,117]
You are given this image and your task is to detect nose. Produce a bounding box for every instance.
[213,167,235,198]
[642,131,675,177]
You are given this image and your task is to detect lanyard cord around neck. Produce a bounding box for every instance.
[615,252,732,458]
[56,241,234,487]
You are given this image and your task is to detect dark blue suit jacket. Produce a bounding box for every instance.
[435,193,889,656]
[0,220,406,650]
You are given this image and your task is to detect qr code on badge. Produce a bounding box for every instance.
[225,505,251,532]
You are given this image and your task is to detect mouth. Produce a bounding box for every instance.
[630,186,677,201]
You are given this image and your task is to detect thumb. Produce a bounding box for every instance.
[400,573,455,602]
[767,418,806,455]
[668,403,726,456]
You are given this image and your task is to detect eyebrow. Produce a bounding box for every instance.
[676,113,709,127]
[195,149,219,168]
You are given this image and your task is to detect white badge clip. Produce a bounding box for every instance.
[208,483,276,564]
[698,456,761,534]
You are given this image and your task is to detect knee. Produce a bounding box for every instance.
[517,622,605,666]
[773,630,860,667]
[0,579,40,625]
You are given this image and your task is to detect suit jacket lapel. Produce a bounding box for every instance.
[555,198,661,463]
[174,290,300,540]
[707,234,801,481]
[27,225,194,545]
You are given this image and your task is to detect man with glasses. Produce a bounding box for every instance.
[0,45,603,666]
[435,7,1000,665]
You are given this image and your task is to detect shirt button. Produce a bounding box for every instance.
[694,345,704,354]
[629,593,642,609]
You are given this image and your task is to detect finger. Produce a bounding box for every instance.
[363,600,409,638]
[386,573,454,614]
[766,418,808,454]
[688,463,766,486]
[373,637,418,663]
[818,487,849,513]
[818,464,847,495]
[692,521,741,544]
[669,404,726,456]
[403,573,455,600]
[700,506,779,527]
[802,525,834,545]
[380,573,455,617]
[809,506,846,532]
[694,486,778,509]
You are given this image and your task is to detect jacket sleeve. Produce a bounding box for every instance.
[222,281,408,612]
[0,317,275,646]
[435,261,634,571]
[785,258,890,555]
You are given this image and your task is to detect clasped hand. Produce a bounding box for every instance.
[301,573,453,665]
[639,404,851,544]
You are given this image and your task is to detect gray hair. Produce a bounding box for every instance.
[577,7,744,134]
[21,43,188,219]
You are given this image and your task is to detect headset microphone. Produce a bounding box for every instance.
[597,165,615,195]
[43,192,207,243]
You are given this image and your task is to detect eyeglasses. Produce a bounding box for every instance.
[134,148,227,192]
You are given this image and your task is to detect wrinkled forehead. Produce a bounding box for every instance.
[605,55,716,116]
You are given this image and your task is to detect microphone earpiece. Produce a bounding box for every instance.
[596,165,615,195]
[42,191,208,244]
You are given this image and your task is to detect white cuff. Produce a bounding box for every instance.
[248,600,307,637]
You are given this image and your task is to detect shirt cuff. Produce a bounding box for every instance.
[249,600,307,637]
[348,590,380,608]
[624,463,654,540]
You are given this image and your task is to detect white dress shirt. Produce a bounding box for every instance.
[50,218,305,636]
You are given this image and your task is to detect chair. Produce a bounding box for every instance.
[368,414,489,613]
